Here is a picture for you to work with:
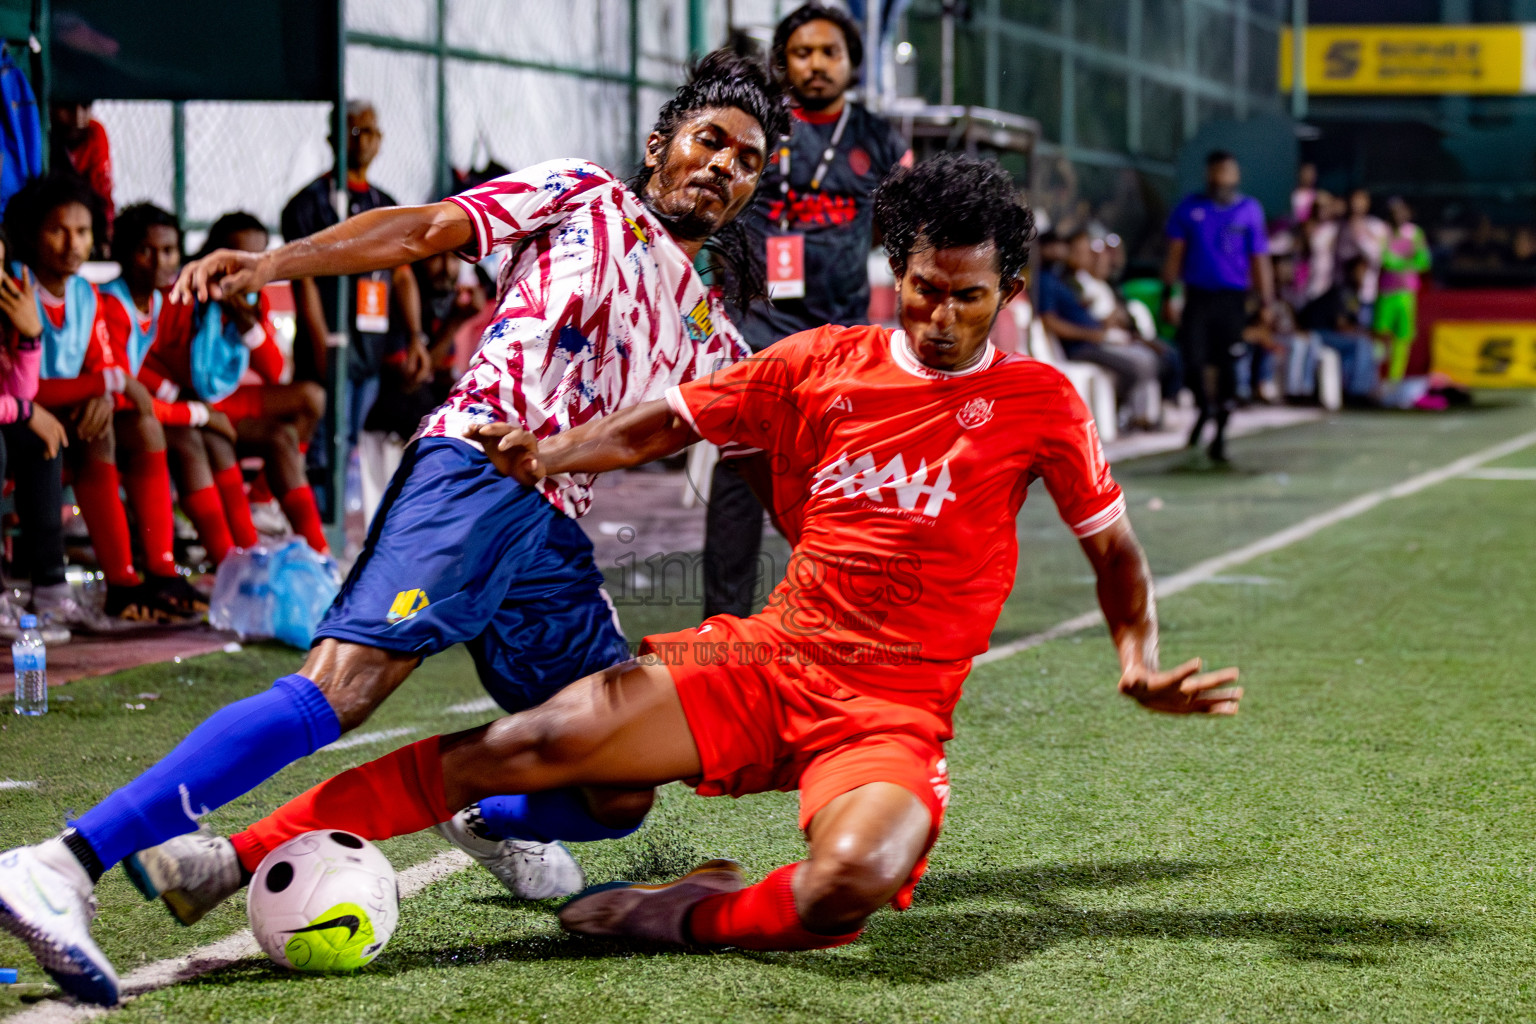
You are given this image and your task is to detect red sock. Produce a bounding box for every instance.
[278,484,329,555]
[125,448,178,577]
[688,863,863,951]
[181,486,233,564]
[213,465,259,549]
[74,460,142,587]
[231,736,449,874]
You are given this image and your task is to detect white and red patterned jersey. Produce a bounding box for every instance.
[420,158,749,517]
[667,324,1125,701]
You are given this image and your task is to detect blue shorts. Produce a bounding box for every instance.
[316,437,630,712]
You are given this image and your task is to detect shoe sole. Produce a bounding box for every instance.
[0,892,119,1006]
[122,849,224,926]
[557,859,745,939]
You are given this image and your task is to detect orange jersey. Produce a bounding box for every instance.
[666,324,1123,710]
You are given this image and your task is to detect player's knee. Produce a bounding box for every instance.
[584,787,655,829]
[799,843,910,924]
[299,382,326,419]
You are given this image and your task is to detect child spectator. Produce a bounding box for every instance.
[49,101,113,257]
[147,213,329,555]
[5,176,204,621]
[0,225,77,639]
[105,204,249,565]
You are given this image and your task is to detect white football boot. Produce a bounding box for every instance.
[0,839,120,1005]
[434,805,586,900]
[124,830,244,926]
[557,859,746,945]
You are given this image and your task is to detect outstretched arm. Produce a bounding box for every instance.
[172,202,474,304]
[1078,517,1242,715]
[466,398,698,484]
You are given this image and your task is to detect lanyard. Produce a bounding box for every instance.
[777,104,851,231]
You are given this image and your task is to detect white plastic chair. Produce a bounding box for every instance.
[1026,315,1119,443]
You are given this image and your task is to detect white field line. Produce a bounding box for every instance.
[1462,466,1536,480]
[975,427,1536,666]
[443,697,499,716]
[0,780,38,791]
[8,851,474,1023]
[319,726,418,753]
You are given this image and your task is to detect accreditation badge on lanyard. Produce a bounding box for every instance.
[767,105,850,304]
[355,273,389,334]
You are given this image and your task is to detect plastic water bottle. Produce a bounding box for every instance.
[12,614,47,716]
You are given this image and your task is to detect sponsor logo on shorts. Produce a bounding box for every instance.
[930,757,951,809]
[387,589,430,624]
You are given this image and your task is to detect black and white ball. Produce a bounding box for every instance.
[247,831,399,972]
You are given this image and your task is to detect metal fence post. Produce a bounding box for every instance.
[324,0,350,555]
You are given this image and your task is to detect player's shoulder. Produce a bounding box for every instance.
[989,353,1084,409]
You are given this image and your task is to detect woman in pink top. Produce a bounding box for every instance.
[0,225,76,638]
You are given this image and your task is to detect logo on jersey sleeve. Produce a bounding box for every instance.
[812,451,956,518]
[684,299,715,343]
[387,589,430,624]
[956,397,994,429]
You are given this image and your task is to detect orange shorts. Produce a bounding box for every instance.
[641,614,965,909]
[212,386,269,423]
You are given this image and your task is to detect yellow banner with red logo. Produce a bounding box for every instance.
[1432,321,1536,388]
[1280,24,1536,95]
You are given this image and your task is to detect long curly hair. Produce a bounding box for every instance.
[874,154,1036,284]
[630,49,788,307]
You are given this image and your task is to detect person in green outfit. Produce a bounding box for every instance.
[1373,196,1430,381]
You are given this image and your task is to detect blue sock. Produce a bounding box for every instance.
[72,675,340,869]
[476,789,642,844]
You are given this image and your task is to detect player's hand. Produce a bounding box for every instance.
[73,395,114,441]
[27,404,67,459]
[0,271,42,340]
[120,377,156,418]
[1118,658,1241,715]
[465,422,544,485]
[403,336,433,386]
[206,410,238,444]
[172,249,272,304]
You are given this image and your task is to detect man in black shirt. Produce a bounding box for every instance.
[280,100,427,446]
[703,2,911,617]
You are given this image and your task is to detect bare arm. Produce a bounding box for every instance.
[465,398,699,484]
[172,202,475,304]
[1078,517,1241,715]
[1251,252,1276,308]
[1160,238,1185,325]
[294,277,331,378]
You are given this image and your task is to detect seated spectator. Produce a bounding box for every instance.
[1298,255,1380,401]
[1078,231,1182,402]
[147,213,329,555]
[49,101,113,258]
[357,251,488,528]
[5,176,204,622]
[0,225,74,639]
[105,204,249,566]
[1037,230,1162,429]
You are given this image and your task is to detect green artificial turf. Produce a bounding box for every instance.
[4,398,1536,1022]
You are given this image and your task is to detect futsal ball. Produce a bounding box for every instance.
[247,830,399,972]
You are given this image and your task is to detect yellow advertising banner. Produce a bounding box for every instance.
[1280,24,1536,95]
[1432,321,1536,388]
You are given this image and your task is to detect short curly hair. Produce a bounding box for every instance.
[874,154,1035,284]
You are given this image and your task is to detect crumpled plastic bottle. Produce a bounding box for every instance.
[210,540,341,649]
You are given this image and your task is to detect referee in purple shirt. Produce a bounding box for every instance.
[1161,150,1275,463]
